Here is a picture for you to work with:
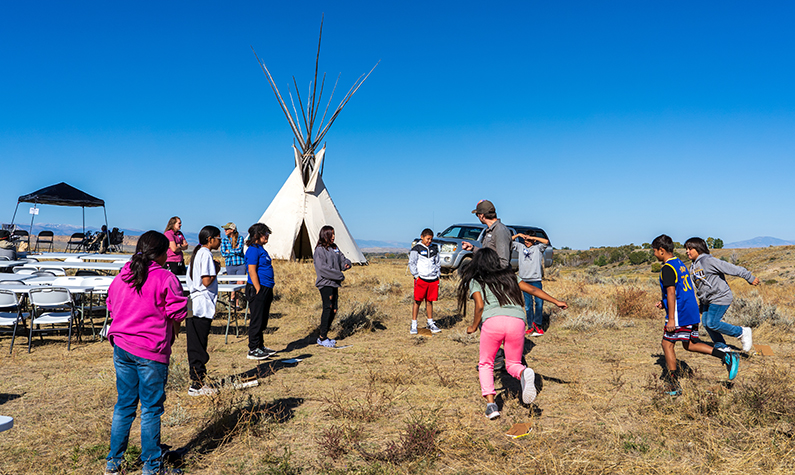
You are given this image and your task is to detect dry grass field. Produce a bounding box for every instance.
[2,246,795,474]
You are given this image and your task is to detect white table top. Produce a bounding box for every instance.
[0,283,95,294]
[177,275,248,283]
[180,282,245,293]
[79,254,131,262]
[0,274,34,282]
[23,261,124,272]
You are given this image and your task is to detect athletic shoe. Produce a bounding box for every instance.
[724,352,739,381]
[247,348,270,360]
[528,323,544,337]
[188,384,218,397]
[317,338,337,348]
[739,327,753,352]
[426,321,441,333]
[715,346,732,353]
[261,347,277,357]
[520,367,537,404]
[104,466,120,475]
[410,323,418,335]
[485,402,500,420]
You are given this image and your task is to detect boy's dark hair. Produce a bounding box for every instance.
[482,211,497,220]
[316,225,337,249]
[455,247,523,317]
[421,228,433,238]
[652,234,674,253]
[124,231,169,293]
[684,237,710,255]
[190,225,221,272]
[246,223,271,247]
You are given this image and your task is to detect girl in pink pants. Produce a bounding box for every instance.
[457,248,567,419]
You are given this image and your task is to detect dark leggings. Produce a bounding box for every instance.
[246,284,273,351]
[318,286,339,339]
[186,317,212,384]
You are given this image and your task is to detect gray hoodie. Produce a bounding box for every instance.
[690,253,755,306]
[512,241,548,281]
[313,245,351,288]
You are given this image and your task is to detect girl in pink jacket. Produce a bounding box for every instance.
[105,231,187,475]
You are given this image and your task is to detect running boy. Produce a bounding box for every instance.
[652,234,738,395]
[408,228,442,334]
[512,232,549,337]
[685,237,758,352]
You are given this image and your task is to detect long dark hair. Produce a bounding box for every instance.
[123,231,170,293]
[455,247,523,317]
[246,223,271,247]
[190,225,221,272]
[684,237,710,255]
[316,225,336,249]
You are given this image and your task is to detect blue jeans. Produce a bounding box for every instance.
[107,345,169,475]
[523,281,544,327]
[701,303,739,349]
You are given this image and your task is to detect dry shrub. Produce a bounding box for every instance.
[372,281,402,295]
[323,380,401,422]
[333,300,386,339]
[614,286,653,319]
[725,291,794,330]
[355,413,438,464]
[561,309,634,331]
[732,362,795,426]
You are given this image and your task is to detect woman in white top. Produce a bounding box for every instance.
[186,225,221,396]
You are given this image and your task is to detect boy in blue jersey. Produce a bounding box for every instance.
[652,235,738,395]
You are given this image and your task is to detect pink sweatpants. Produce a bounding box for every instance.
[478,316,527,397]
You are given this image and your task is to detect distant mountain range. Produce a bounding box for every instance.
[725,236,795,248]
[356,239,411,252]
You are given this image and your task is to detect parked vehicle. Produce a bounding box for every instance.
[412,223,553,275]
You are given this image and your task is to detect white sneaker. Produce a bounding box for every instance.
[520,368,537,404]
[410,323,418,335]
[739,327,753,352]
[426,321,441,333]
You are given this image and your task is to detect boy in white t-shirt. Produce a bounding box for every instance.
[186,226,222,396]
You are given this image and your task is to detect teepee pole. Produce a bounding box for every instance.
[251,48,307,150]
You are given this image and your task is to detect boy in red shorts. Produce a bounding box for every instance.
[409,228,442,334]
[652,234,738,395]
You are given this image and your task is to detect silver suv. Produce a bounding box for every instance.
[413,223,553,274]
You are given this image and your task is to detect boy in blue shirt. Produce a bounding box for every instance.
[652,234,738,395]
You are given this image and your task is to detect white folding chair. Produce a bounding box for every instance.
[27,287,78,352]
[12,266,38,275]
[0,289,28,354]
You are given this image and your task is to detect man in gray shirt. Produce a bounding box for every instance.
[461,200,512,268]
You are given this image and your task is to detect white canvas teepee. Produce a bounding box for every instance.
[256,146,366,263]
[252,18,376,264]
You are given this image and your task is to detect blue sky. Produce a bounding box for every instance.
[2,1,793,249]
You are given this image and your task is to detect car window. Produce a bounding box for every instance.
[439,227,463,238]
[462,227,483,241]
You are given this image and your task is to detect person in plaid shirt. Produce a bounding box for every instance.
[221,222,246,309]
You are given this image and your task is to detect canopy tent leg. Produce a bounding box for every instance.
[10,202,20,227]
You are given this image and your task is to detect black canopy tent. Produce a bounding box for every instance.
[10,182,109,239]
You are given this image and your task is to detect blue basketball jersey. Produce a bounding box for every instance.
[659,257,700,327]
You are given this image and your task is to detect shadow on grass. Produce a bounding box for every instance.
[165,396,305,464]
[435,312,464,329]
[0,393,23,406]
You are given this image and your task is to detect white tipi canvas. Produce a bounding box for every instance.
[258,146,367,264]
